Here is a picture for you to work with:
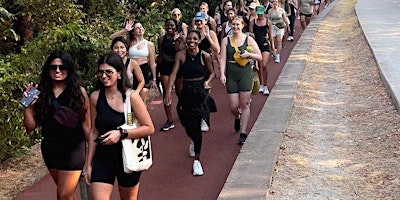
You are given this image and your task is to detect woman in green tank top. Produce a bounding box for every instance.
[219,16,262,145]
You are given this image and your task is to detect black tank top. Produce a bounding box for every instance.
[95,89,125,135]
[161,35,176,62]
[41,91,85,142]
[253,18,269,44]
[181,51,206,79]
[199,37,211,53]
[176,21,183,34]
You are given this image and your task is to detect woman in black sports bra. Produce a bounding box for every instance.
[164,30,214,176]
[85,52,154,199]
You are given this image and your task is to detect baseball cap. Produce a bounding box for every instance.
[194,12,207,21]
[249,2,258,9]
[255,5,266,15]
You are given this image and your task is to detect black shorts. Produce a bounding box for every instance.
[256,41,270,53]
[300,12,312,18]
[90,143,141,187]
[140,63,153,89]
[41,138,86,170]
[158,61,174,76]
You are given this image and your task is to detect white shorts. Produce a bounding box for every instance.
[272,25,285,37]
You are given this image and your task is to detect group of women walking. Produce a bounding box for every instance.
[21,0,329,199]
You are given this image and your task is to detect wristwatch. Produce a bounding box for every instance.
[119,128,128,140]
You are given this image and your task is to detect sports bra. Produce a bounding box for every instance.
[129,40,149,59]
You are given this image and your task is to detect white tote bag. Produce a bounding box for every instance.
[119,90,153,173]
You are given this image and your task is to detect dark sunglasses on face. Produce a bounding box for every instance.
[97,69,116,77]
[173,13,181,17]
[195,20,203,23]
[49,65,66,71]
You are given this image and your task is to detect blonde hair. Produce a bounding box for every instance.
[171,8,181,16]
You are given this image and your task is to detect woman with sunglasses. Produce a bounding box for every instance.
[191,2,217,33]
[171,8,188,36]
[111,37,145,94]
[85,52,154,199]
[193,11,220,132]
[23,50,91,199]
[220,16,262,144]
[110,21,157,103]
[165,30,214,176]
[157,19,186,131]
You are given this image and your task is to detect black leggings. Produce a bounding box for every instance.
[177,80,208,154]
[288,14,296,36]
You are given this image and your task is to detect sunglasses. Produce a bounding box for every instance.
[173,13,181,17]
[49,65,66,71]
[97,69,116,77]
[195,20,203,23]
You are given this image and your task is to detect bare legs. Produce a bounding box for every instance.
[228,92,251,134]
[90,182,139,200]
[260,51,271,89]
[300,15,311,30]
[49,169,81,200]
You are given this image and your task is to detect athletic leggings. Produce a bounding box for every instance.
[177,80,208,154]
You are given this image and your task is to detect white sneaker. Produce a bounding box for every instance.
[200,119,209,132]
[259,85,264,93]
[189,141,195,157]
[275,54,281,63]
[193,160,204,176]
[263,86,270,95]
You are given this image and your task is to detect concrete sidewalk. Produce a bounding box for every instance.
[219,0,399,199]
[355,0,400,110]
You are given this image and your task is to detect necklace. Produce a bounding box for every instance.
[189,54,196,61]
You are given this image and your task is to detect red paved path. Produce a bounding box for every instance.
[13,10,323,199]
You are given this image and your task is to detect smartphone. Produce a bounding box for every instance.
[94,136,106,143]
[20,87,41,108]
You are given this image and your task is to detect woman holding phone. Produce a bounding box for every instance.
[23,50,91,199]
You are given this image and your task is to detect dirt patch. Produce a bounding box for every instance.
[0,143,48,199]
[267,0,400,199]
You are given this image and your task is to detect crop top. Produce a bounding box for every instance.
[129,40,149,59]
[181,51,206,79]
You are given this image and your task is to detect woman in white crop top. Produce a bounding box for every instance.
[220,8,236,41]
[110,20,157,103]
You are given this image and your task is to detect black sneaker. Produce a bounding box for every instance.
[234,118,240,131]
[161,121,175,131]
[238,133,247,145]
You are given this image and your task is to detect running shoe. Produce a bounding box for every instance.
[189,141,195,157]
[259,85,264,93]
[161,121,175,131]
[263,86,270,95]
[238,133,247,145]
[193,160,204,176]
[275,54,281,63]
[201,119,209,132]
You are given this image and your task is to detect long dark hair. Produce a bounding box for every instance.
[110,36,129,51]
[95,52,132,101]
[34,50,86,124]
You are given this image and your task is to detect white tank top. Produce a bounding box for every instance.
[225,23,232,37]
[128,40,149,59]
